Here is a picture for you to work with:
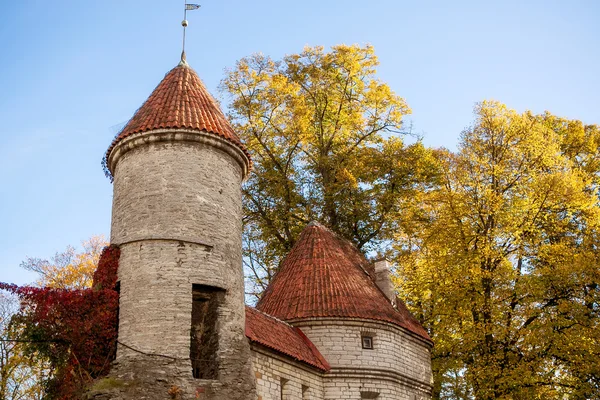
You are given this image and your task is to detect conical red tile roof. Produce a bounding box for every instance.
[105,62,250,167]
[256,222,432,343]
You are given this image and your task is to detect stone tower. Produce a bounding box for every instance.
[256,222,433,399]
[103,58,255,399]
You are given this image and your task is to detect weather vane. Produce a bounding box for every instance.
[181,1,201,64]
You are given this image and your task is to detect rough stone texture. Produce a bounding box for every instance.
[322,377,427,400]
[92,60,433,399]
[294,319,433,400]
[102,130,255,400]
[250,327,432,400]
[252,346,324,400]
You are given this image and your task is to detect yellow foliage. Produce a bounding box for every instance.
[21,235,108,289]
[222,45,439,300]
[394,101,600,399]
[0,293,48,399]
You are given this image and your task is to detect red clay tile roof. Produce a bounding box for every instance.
[394,297,432,343]
[105,62,250,166]
[256,222,432,343]
[245,306,330,371]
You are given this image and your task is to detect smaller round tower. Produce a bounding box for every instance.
[256,222,434,400]
[103,59,255,400]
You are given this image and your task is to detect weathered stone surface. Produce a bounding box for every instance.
[295,319,433,400]
[250,317,433,400]
[99,130,255,400]
[92,119,433,400]
[252,346,324,400]
[373,260,395,303]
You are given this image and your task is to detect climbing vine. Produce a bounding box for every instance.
[1,245,120,399]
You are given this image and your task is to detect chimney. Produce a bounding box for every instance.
[374,259,396,305]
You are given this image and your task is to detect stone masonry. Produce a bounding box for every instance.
[296,319,433,400]
[250,316,433,400]
[101,129,255,400]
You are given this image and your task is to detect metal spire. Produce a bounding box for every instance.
[181,2,201,65]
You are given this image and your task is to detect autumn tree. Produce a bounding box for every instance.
[0,293,46,400]
[221,45,439,298]
[1,245,120,399]
[20,235,107,289]
[394,101,600,399]
[0,235,111,398]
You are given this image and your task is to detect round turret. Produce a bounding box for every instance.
[106,63,254,399]
[257,222,434,399]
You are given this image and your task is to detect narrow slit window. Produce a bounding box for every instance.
[301,384,309,400]
[191,284,225,379]
[280,377,289,400]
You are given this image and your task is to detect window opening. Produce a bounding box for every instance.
[360,391,379,399]
[191,284,225,379]
[301,384,309,400]
[361,335,374,349]
[280,377,289,400]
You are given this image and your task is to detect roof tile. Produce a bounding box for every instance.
[256,222,432,343]
[245,306,330,371]
[105,63,250,165]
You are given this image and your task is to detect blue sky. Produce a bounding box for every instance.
[1,0,598,285]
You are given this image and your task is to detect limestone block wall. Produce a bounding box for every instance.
[108,131,254,399]
[252,347,325,400]
[293,319,433,400]
[322,377,428,400]
[110,131,245,246]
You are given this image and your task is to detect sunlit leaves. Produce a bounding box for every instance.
[221,45,438,300]
[0,293,47,400]
[394,101,600,399]
[20,235,108,289]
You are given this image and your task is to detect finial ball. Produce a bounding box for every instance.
[182,19,188,27]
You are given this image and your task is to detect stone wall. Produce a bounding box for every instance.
[252,346,325,400]
[250,317,433,400]
[293,319,433,400]
[94,127,433,400]
[322,376,429,400]
[105,130,255,400]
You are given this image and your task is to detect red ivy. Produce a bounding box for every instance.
[1,245,120,400]
[93,245,120,291]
